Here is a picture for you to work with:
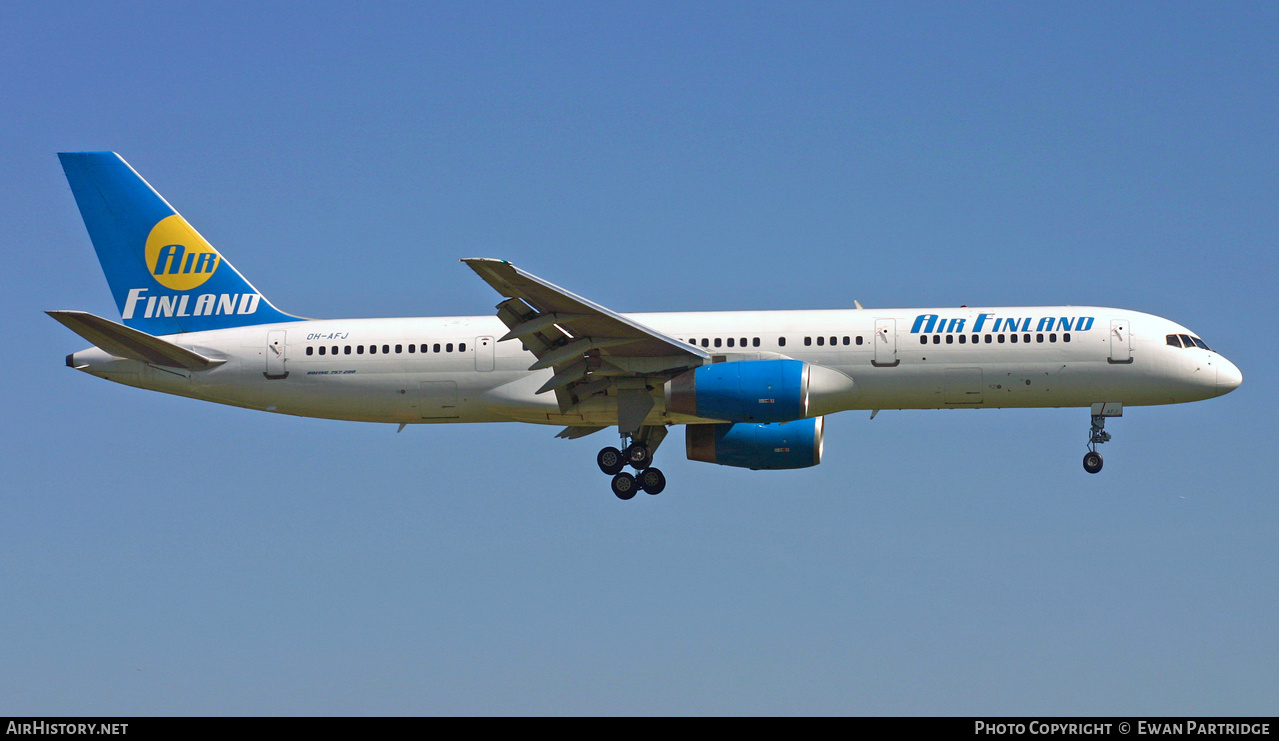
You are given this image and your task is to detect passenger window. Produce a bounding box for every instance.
[1063,333,1071,343]
[985,334,992,343]
[345,346,351,355]
[817,336,824,346]
[395,344,403,353]
[959,335,966,344]
[727,338,735,347]
[998,334,1005,343]
[920,336,928,345]
[714,338,722,348]
[318,346,325,355]
[856,336,863,346]
[370,345,378,355]
[1036,333,1044,343]
[332,346,337,355]
[933,335,941,344]
[740,338,747,347]
[1049,333,1057,343]
[1010,334,1018,343]
[805,337,812,346]
[778,337,786,347]
[306,346,313,356]
[357,345,364,354]
[701,339,709,348]
[434,344,441,353]
[1024,334,1031,343]
[459,343,466,352]
[946,335,954,344]
[753,338,760,347]
[382,345,390,354]
[408,344,415,353]
[446,343,454,352]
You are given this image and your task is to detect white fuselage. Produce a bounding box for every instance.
[68,306,1241,427]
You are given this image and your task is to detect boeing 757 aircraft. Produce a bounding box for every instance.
[50,153,1242,499]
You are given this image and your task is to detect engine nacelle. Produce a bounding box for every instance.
[666,359,809,423]
[685,417,825,470]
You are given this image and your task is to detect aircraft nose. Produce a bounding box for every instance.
[1216,358,1243,396]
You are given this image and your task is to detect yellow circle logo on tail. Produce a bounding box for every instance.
[144,215,222,291]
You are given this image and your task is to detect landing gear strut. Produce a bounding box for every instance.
[600,426,667,499]
[1083,403,1120,474]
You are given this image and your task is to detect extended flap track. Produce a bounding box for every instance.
[494,298,608,411]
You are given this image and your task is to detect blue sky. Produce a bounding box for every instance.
[2,1,1276,715]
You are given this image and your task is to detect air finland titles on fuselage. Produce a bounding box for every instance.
[50,152,1242,499]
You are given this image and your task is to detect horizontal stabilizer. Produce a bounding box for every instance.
[47,310,225,370]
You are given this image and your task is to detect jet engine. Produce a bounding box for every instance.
[665,358,856,423]
[665,359,808,423]
[685,417,825,470]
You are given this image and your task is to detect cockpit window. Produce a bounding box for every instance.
[1173,333,1212,351]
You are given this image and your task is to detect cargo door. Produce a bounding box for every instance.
[418,381,459,419]
[944,367,984,404]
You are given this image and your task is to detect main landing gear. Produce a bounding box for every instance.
[1083,403,1121,474]
[598,437,666,500]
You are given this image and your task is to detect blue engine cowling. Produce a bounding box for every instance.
[685,417,825,470]
[666,359,808,423]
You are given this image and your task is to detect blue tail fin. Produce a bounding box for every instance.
[58,152,300,335]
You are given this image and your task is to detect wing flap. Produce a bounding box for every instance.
[463,258,708,421]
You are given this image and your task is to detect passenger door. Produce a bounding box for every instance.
[475,336,495,372]
[265,330,288,379]
[872,319,898,367]
[1109,319,1133,364]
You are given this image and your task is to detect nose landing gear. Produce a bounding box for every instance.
[1083,402,1122,474]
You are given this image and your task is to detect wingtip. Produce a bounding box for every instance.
[461,258,516,277]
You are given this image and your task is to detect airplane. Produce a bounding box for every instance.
[49,152,1243,499]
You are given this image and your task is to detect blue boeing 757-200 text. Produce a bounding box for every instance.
[50,153,1242,498]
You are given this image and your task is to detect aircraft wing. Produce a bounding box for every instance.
[462,258,708,413]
